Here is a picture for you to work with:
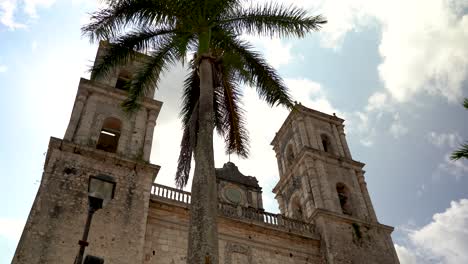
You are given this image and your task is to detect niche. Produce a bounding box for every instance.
[336,183,352,215]
[96,117,122,153]
[115,70,132,91]
[285,144,295,167]
[320,134,333,153]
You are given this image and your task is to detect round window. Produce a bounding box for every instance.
[225,187,242,204]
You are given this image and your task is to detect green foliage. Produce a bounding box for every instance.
[451,98,468,161]
[82,0,326,187]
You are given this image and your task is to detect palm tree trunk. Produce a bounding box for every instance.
[187,54,219,264]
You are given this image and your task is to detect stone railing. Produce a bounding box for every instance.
[218,202,314,234]
[151,183,191,204]
[151,183,314,235]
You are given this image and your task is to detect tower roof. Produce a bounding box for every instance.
[271,104,344,147]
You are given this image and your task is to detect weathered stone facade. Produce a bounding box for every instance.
[13,44,399,264]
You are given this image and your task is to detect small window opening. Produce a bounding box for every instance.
[321,134,332,153]
[96,117,122,153]
[115,70,132,91]
[336,183,352,215]
[286,144,295,167]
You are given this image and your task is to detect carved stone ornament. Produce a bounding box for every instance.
[224,242,252,264]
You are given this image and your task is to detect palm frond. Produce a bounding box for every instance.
[91,43,138,80]
[176,67,200,188]
[122,35,182,111]
[216,63,249,157]
[82,0,179,42]
[90,28,179,80]
[451,143,468,161]
[114,27,179,51]
[463,98,468,109]
[214,31,293,108]
[218,3,326,38]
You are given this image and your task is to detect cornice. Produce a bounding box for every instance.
[271,104,345,147]
[273,146,365,194]
[78,78,163,111]
[47,137,160,179]
[310,208,395,233]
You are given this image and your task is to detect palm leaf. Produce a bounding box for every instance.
[82,0,180,42]
[213,30,293,108]
[219,2,326,38]
[451,143,468,161]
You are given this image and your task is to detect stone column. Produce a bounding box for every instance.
[306,117,319,149]
[332,124,345,157]
[291,121,302,153]
[356,170,378,222]
[297,117,310,148]
[64,89,89,141]
[315,131,324,151]
[302,158,323,210]
[143,109,157,161]
[74,94,97,145]
[349,168,369,219]
[273,146,285,178]
[315,159,336,212]
[130,109,147,158]
[301,173,315,218]
[338,125,352,159]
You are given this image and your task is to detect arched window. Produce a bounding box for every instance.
[321,134,333,153]
[336,183,352,215]
[115,70,132,91]
[96,117,122,153]
[286,144,295,167]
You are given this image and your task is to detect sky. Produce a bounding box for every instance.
[0,0,467,263]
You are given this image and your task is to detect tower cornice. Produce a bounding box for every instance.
[272,146,365,194]
[78,78,163,112]
[271,104,344,147]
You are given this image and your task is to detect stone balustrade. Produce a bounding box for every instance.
[151,183,192,204]
[151,183,315,235]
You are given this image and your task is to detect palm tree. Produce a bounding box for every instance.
[82,1,325,263]
[451,98,468,161]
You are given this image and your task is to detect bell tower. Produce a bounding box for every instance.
[271,104,399,264]
[13,42,162,264]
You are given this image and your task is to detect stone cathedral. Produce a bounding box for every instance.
[13,44,400,264]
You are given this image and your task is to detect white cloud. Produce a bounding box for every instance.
[0,0,59,29]
[395,244,417,264]
[315,0,468,104]
[0,64,7,73]
[437,154,468,180]
[366,92,388,112]
[351,111,376,147]
[241,36,293,69]
[415,199,468,263]
[396,199,468,264]
[389,113,408,139]
[23,0,55,18]
[0,0,26,29]
[427,132,462,149]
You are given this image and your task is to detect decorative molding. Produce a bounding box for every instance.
[224,242,252,264]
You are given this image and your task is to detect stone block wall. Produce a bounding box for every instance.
[143,201,323,264]
[314,211,399,264]
[13,138,159,264]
